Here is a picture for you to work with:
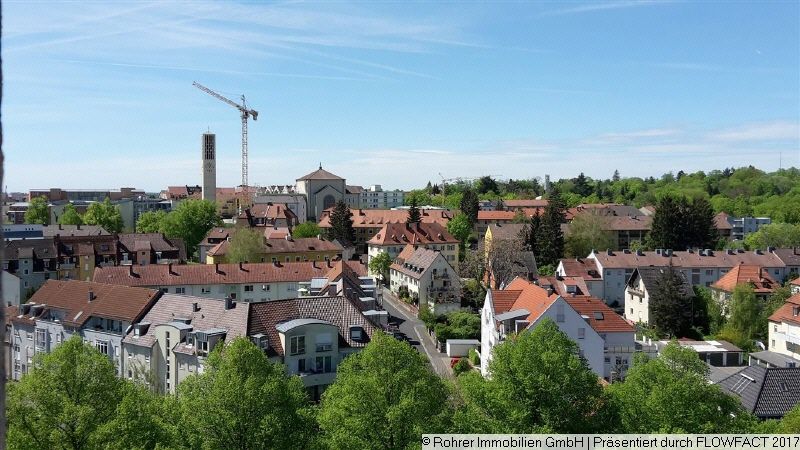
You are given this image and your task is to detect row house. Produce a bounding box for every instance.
[480,277,638,381]
[198,227,231,264]
[93,260,368,303]
[3,238,58,301]
[555,258,604,298]
[9,280,159,381]
[573,248,787,305]
[206,235,342,265]
[319,207,453,252]
[624,267,693,324]
[389,245,462,315]
[367,222,459,272]
[501,199,549,212]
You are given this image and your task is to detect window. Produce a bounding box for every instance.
[298,358,306,372]
[166,332,171,356]
[35,329,46,350]
[316,334,333,352]
[95,341,109,355]
[201,287,211,294]
[160,288,168,293]
[556,304,565,323]
[145,355,150,363]
[175,287,185,294]
[315,355,332,373]
[290,336,306,355]
[26,332,33,341]
[705,269,713,276]
[245,285,254,292]
[578,328,586,340]
[198,340,209,353]
[771,339,776,348]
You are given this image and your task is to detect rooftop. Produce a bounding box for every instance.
[367,222,458,246]
[711,264,778,294]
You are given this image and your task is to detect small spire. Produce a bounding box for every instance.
[319,162,322,170]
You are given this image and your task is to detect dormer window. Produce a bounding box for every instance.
[349,326,364,341]
[794,306,799,317]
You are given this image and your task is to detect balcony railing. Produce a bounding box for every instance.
[775,331,800,346]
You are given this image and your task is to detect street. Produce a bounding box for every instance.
[380,287,453,378]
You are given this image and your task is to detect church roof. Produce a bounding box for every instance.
[297,165,344,181]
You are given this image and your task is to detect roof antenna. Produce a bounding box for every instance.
[319,162,322,170]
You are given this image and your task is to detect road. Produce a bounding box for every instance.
[380,287,453,378]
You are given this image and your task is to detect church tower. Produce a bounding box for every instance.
[202,132,216,202]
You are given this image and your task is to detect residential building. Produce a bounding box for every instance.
[249,295,376,400]
[727,216,772,241]
[318,207,453,252]
[389,245,462,315]
[117,233,186,266]
[555,258,604,298]
[793,278,800,294]
[206,236,343,265]
[767,293,800,361]
[3,272,22,307]
[123,293,248,394]
[585,248,786,305]
[198,227,231,264]
[236,203,299,229]
[367,222,459,271]
[3,224,44,240]
[29,187,146,203]
[4,238,58,300]
[354,185,405,209]
[484,223,538,288]
[537,275,593,298]
[655,339,744,367]
[710,264,778,304]
[296,165,347,222]
[252,189,308,225]
[93,260,367,303]
[714,212,733,240]
[480,277,637,381]
[773,247,800,278]
[625,267,693,323]
[475,211,518,239]
[43,224,110,237]
[306,261,381,314]
[344,185,363,208]
[4,202,29,224]
[750,351,800,369]
[9,280,160,381]
[718,365,800,419]
[502,199,548,211]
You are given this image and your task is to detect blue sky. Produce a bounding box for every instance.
[3,0,799,192]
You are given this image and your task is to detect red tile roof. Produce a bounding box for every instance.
[558,258,602,279]
[564,296,634,333]
[238,203,297,222]
[768,294,800,325]
[711,264,778,294]
[92,261,366,287]
[477,211,517,221]
[539,276,592,297]
[490,290,523,315]
[791,278,800,288]
[26,280,159,327]
[590,249,785,269]
[714,212,733,230]
[503,199,549,208]
[367,222,458,246]
[318,208,453,229]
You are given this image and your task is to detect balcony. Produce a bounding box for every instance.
[775,331,800,346]
[59,263,76,269]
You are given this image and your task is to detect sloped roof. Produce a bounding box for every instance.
[395,244,416,262]
[28,280,159,327]
[319,208,453,228]
[4,238,57,260]
[207,237,342,257]
[123,293,249,353]
[478,211,517,221]
[501,277,558,323]
[238,203,297,222]
[711,264,778,294]
[490,290,523,315]
[367,222,458,246]
[768,293,800,325]
[248,296,376,355]
[42,224,110,237]
[629,267,693,298]
[591,249,785,269]
[539,276,592,297]
[564,296,634,333]
[718,365,800,419]
[773,248,800,267]
[558,258,602,279]
[296,166,344,181]
[714,212,733,230]
[93,261,366,287]
[389,246,448,280]
[487,223,527,241]
[503,199,549,208]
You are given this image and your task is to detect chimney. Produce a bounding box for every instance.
[87,290,95,302]
[77,224,81,230]
[215,263,221,274]
[327,259,332,268]
[128,265,134,277]
[312,261,318,269]
[224,296,234,310]
[239,261,244,271]
[192,302,200,312]
[58,224,62,230]
[168,262,174,275]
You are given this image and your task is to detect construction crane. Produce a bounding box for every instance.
[193,81,258,188]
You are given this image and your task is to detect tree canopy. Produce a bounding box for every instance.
[460,189,480,226]
[648,195,717,250]
[160,199,221,258]
[226,227,264,263]
[24,196,50,225]
[536,190,565,267]
[368,251,392,282]
[648,266,695,338]
[83,198,124,233]
[565,211,615,257]
[318,332,452,450]
[291,221,322,238]
[447,213,472,245]
[327,200,356,244]
[58,203,83,226]
[135,210,167,233]
[406,196,421,224]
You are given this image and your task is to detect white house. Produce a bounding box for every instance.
[767,293,800,361]
[389,245,462,315]
[624,267,693,325]
[481,277,636,381]
[367,222,459,273]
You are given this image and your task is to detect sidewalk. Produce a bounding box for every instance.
[381,287,453,378]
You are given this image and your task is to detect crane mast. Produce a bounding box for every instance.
[193,81,258,188]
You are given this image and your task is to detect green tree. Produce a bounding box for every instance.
[318,332,452,449]
[720,284,762,349]
[83,198,124,233]
[58,203,83,226]
[744,223,800,249]
[536,190,565,267]
[160,199,221,258]
[475,176,499,195]
[565,211,615,257]
[96,382,172,450]
[447,213,472,245]
[775,403,800,432]
[694,285,725,335]
[368,251,392,283]
[648,195,686,250]
[407,196,421,224]
[572,172,592,197]
[227,227,264,263]
[291,221,322,238]
[135,210,167,233]
[474,319,612,433]
[649,266,694,338]
[173,338,314,450]
[7,336,123,449]
[24,196,50,225]
[327,200,356,244]
[609,342,757,432]
[460,189,480,226]
[686,197,718,249]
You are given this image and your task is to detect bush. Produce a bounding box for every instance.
[453,358,471,376]
[468,348,480,366]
